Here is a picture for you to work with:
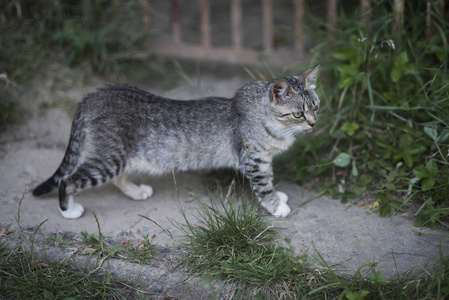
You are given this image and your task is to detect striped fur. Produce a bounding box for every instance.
[33,65,320,219]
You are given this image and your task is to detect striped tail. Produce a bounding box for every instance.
[32,107,85,196]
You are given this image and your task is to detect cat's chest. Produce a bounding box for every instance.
[251,136,295,159]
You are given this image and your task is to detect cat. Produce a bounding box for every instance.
[32,65,320,219]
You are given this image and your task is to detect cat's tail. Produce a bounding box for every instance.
[32,107,85,196]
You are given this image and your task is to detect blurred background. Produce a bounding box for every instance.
[0,0,448,228]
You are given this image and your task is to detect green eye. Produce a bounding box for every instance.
[313,105,319,111]
[292,111,303,118]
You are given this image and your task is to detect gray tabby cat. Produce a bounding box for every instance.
[33,65,320,219]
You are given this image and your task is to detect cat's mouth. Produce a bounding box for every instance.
[307,128,313,133]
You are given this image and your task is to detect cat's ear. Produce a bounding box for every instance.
[270,79,292,103]
[298,64,319,90]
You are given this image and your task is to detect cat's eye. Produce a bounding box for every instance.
[292,111,304,119]
[313,105,319,111]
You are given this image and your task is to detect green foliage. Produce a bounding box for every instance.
[80,230,155,264]
[292,0,449,227]
[173,183,325,298]
[0,190,137,299]
[49,1,145,74]
[0,0,147,82]
[0,243,126,299]
[174,183,449,298]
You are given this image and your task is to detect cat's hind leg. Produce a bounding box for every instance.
[112,173,153,200]
[58,160,118,219]
[59,178,85,219]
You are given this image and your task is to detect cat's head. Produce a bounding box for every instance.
[267,65,320,135]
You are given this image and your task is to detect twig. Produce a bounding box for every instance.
[290,190,326,216]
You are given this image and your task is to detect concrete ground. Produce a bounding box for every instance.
[1,67,448,299]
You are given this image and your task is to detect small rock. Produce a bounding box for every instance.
[159,248,171,254]
[154,282,163,293]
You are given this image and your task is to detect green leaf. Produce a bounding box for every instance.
[389,200,404,212]
[332,47,354,60]
[337,64,357,76]
[376,140,394,150]
[377,193,389,203]
[426,160,437,178]
[414,205,437,229]
[424,127,438,141]
[346,290,370,300]
[422,177,436,191]
[338,74,354,88]
[334,153,351,167]
[351,160,359,177]
[108,243,123,256]
[341,122,359,136]
[386,183,396,190]
[380,203,393,217]
[390,67,402,82]
[104,271,112,285]
[413,166,429,178]
[43,290,55,300]
[369,271,390,284]
[402,150,413,168]
[359,174,372,185]
[396,51,409,66]
[387,171,397,182]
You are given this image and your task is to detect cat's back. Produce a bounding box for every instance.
[79,84,231,119]
[79,84,173,115]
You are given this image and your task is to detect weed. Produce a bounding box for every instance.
[46,232,75,247]
[116,234,156,264]
[173,183,449,299]
[0,189,140,299]
[289,0,449,228]
[0,0,155,83]
[80,225,156,264]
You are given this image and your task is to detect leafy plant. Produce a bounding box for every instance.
[290,0,449,227]
[0,0,148,82]
[171,179,449,298]
[80,215,155,262]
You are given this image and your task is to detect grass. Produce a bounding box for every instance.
[172,176,449,299]
[0,243,128,299]
[277,0,449,229]
[1,184,448,299]
[0,190,154,299]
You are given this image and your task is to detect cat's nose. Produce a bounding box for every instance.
[309,122,315,128]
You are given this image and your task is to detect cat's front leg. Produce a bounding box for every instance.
[257,187,291,218]
[240,157,291,218]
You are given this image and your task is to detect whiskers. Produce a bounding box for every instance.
[281,126,303,139]
[265,121,304,140]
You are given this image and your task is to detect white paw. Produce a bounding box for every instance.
[138,184,153,200]
[276,191,289,203]
[272,202,291,218]
[60,200,85,219]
